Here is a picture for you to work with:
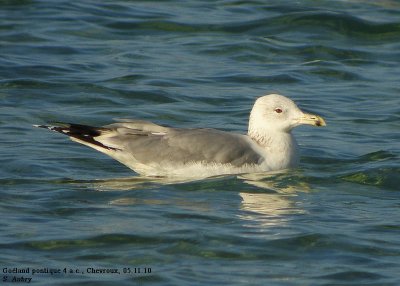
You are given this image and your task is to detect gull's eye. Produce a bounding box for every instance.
[275,108,283,114]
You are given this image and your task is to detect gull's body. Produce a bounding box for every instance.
[35,94,325,178]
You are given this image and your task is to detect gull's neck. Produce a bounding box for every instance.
[248,125,294,149]
[248,117,299,170]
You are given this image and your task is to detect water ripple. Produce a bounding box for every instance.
[1,1,400,285]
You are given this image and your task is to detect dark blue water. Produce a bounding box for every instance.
[1,1,399,285]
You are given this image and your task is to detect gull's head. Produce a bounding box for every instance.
[248,94,326,135]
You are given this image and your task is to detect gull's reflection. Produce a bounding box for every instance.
[86,176,199,191]
[82,175,228,209]
[85,176,191,206]
[238,170,309,227]
[75,171,310,226]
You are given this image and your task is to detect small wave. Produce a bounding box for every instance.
[304,150,399,191]
[316,270,386,281]
[96,8,400,41]
[0,233,177,251]
[340,167,399,191]
[266,11,400,40]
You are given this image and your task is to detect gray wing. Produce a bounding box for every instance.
[103,121,264,167]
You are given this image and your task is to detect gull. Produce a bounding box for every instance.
[35,94,326,178]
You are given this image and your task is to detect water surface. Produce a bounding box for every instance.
[1,0,399,285]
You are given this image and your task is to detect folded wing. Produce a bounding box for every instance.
[37,120,264,171]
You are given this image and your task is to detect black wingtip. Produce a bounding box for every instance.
[34,123,119,151]
[33,123,72,134]
[33,124,49,129]
[33,124,58,131]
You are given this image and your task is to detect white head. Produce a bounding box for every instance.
[248,94,326,137]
